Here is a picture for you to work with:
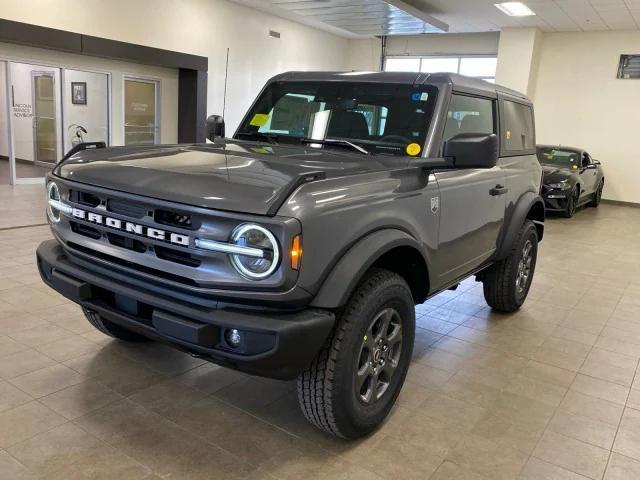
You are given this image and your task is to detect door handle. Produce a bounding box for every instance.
[490,185,508,196]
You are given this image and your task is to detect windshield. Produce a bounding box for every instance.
[235,81,438,156]
[537,147,581,169]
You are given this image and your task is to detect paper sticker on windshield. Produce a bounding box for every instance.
[250,114,270,127]
[406,143,422,156]
[505,130,512,140]
[420,92,429,101]
[572,164,578,169]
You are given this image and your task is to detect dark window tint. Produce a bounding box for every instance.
[503,101,535,151]
[443,95,495,142]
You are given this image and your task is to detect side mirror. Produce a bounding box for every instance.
[206,115,225,141]
[443,133,499,169]
[585,163,597,170]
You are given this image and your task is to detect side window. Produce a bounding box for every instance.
[443,94,495,143]
[503,101,535,152]
[582,152,592,167]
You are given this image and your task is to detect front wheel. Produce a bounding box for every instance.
[564,187,578,218]
[482,220,538,313]
[297,268,415,439]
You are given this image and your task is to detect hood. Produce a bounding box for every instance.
[541,165,574,184]
[55,141,398,216]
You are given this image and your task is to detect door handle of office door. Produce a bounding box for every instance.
[490,185,508,196]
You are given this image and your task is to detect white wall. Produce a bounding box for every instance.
[495,28,542,97]
[0,42,179,152]
[531,31,640,203]
[346,32,501,72]
[0,0,349,134]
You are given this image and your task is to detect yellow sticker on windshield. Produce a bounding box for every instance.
[572,164,578,169]
[506,130,512,140]
[406,143,422,156]
[250,114,270,127]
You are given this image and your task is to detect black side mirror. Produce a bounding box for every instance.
[444,133,499,169]
[206,115,225,141]
[585,163,597,170]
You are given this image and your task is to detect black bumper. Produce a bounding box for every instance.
[37,240,335,379]
[542,192,570,212]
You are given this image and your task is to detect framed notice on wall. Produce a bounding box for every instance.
[71,82,87,104]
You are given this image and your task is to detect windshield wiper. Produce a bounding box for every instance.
[235,132,279,144]
[300,138,370,155]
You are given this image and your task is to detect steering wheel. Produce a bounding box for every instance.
[380,135,411,144]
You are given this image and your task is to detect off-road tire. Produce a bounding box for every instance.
[296,268,415,439]
[482,220,538,313]
[82,307,148,342]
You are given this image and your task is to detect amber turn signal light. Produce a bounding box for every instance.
[291,235,302,270]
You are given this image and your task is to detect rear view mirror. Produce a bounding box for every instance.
[444,133,499,169]
[206,115,225,141]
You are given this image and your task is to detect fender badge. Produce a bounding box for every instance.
[431,197,440,214]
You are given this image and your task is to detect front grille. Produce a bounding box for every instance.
[107,233,147,253]
[69,190,101,208]
[107,199,147,219]
[155,246,201,267]
[70,221,101,240]
[154,209,200,230]
[67,242,200,287]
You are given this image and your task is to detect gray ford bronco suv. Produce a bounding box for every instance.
[37,72,544,439]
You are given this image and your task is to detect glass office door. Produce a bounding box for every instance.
[124,77,159,145]
[32,72,58,165]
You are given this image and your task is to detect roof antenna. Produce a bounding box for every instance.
[222,47,230,118]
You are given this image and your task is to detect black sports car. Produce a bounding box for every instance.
[537,145,605,218]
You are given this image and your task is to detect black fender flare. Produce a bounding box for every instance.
[495,192,545,260]
[310,229,428,309]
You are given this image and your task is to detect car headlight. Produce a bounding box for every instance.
[547,181,570,189]
[46,182,62,223]
[229,224,280,279]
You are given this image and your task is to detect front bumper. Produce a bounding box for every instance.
[37,240,335,379]
[542,190,570,212]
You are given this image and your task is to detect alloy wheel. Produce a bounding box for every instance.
[515,239,533,294]
[355,308,403,405]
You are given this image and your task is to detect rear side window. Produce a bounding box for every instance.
[503,101,535,152]
[443,94,495,143]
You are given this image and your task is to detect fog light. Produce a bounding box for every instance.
[225,328,242,348]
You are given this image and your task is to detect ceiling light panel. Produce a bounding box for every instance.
[495,2,536,17]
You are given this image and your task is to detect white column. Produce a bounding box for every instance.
[495,28,543,97]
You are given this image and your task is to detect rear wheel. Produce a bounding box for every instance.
[82,307,148,342]
[590,180,604,207]
[297,268,415,439]
[482,220,538,313]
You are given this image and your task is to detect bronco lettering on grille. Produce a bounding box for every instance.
[71,208,190,247]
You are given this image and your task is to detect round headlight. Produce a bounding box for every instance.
[230,224,280,280]
[46,182,61,223]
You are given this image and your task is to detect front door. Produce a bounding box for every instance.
[32,72,58,166]
[580,152,598,197]
[433,93,506,286]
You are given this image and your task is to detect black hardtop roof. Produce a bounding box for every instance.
[537,145,585,154]
[270,71,530,103]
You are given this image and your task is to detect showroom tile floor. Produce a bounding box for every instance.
[1,204,640,479]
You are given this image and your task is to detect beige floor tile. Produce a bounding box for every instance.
[521,359,576,387]
[580,348,638,387]
[38,380,123,420]
[548,410,618,449]
[0,379,33,413]
[0,313,49,336]
[358,436,443,480]
[0,335,29,358]
[613,407,640,461]
[395,379,435,409]
[0,449,38,480]
[0,401,67,448]
[429,460,487,480]
[505,373,568,407]
[8,323,71,347]
[174,362,247,394]
[559,390,624,426]
[406,363,454,389]
[34,335,100,362]
[9,364,84,398]
[533,430,609,479]
[0,349,57,380]
[213,377,291,414]
[571,374,630,405]
[446,433,529,480]
[415,392,487,429]
[605,452,640,479]
[438,374,502,409]
[520,457,591,480]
